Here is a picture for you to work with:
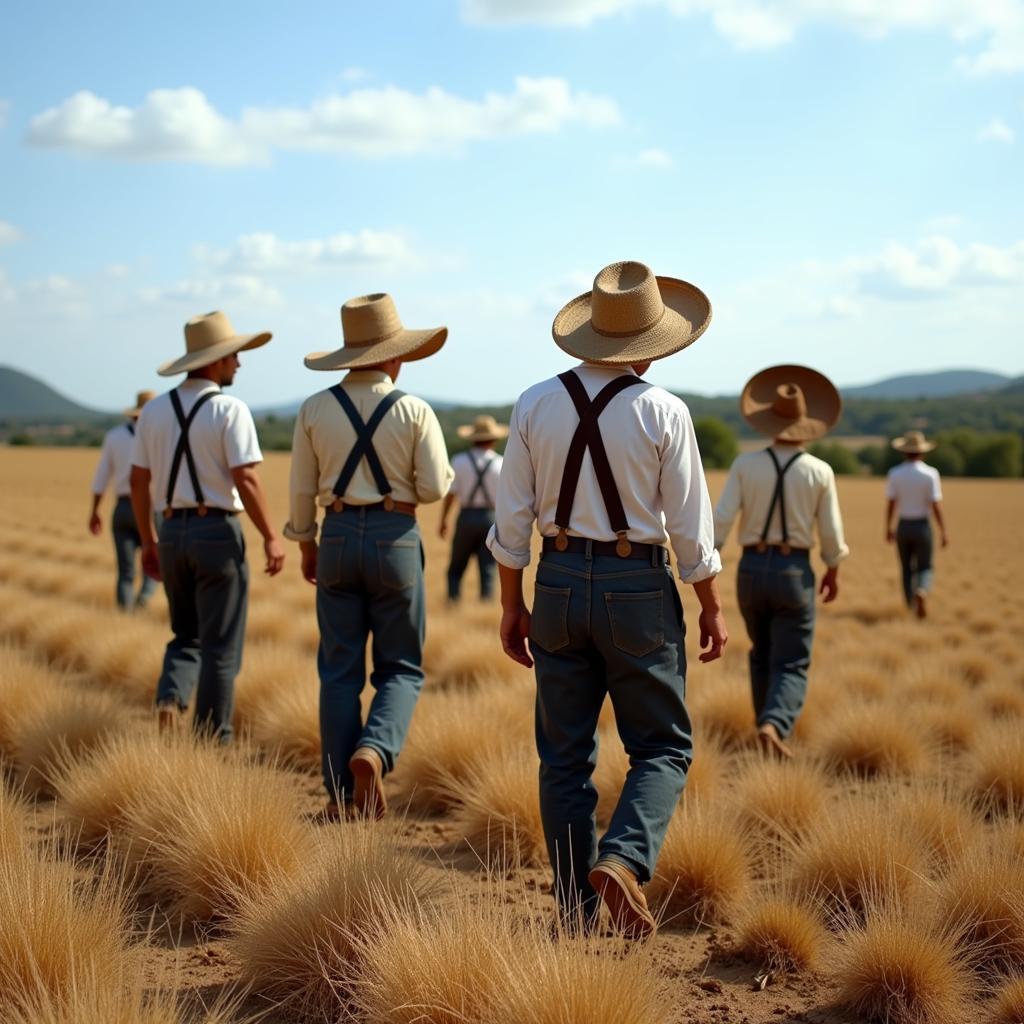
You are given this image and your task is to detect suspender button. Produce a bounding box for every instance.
[382,495,395,511]
[332,497,344,513]
[197,504,208,518]
[615,532,632,558]
[756,541,767,553]
[555,527,569,552]
[163,507,173,520]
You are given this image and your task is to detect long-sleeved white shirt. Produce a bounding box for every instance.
[713,445,849,567]
[486,362,721,584]
[886,461,942,519]
[91,422,136,497]
[449,448,502,509]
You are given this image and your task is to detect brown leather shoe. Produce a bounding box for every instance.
[914,590,927,620]
[757,722,794,760]
[349,746,387,820]
[588,859,657,940]
[156,703,180,734]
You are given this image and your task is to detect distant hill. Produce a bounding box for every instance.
[842,369,1011,399]
[0,365,108,422]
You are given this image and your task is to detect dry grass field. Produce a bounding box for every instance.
[1,446,1022,1024]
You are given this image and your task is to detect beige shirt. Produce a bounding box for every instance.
[713,444,850,567]
[284,370,453,542]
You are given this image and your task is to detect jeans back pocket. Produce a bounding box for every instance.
[376,538,421,590]
[530,582,572,653]
[317,535,346,589]
[605,590,664,658]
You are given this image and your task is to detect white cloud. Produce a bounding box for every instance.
[340,67,368,82]
[463,0,1024,73]
[617,147,674,168]
[139,274,283,307]
[977,116,1015,142]
[0,269,15,304]
[26,77,619,164]
[0,220,22,245]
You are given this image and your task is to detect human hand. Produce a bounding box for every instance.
[500,603,533,668]
[698,609,728,663]
[141,542,162,581]
[300,541,318,585]
[88,513,102,536]
[941,533,949,549]
[820,567,839,603]
[264,537,285,576]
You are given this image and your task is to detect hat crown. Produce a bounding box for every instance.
[590,262,666,338]
[904,430,926,445]
[475,415,498,432]
[135,390,155,407]
[771,383,808,422]
[341,293,403,348]
[184,311,235,354]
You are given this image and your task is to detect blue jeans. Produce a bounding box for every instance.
[155,512,248,742]
[530,546,691,922]
[111,496,157,610]
[736,548,815,739]
[896,518,933,605]
[446,507,496,600]
[316,507,426,803]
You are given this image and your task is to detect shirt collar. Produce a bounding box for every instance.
[579,361,638,376]
[180,378,222,393]
[343,370,392,385]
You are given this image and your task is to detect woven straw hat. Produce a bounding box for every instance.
[457,414,509,443]
[305,293,447,371]
[158,311,271,377]
[741,365,842,442]
[892,429,936,454]
[124,390,156,418]
[552,261,712,365]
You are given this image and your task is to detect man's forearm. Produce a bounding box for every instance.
[441,493,456,525]
[885,499,896,531]
[130,468,155,545]
[691,575,722,613]
[233,467,279,542]
[498,563,525,610]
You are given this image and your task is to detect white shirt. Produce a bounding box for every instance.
[486,362,721,584]
[713,445,850,567]
[449,448,502,509]
[886,460,942,520]
[91,422,137,497]
[131,379,262,514]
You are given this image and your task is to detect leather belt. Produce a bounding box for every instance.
[163,507,236,519]
[743,544,809,556]
[327,500,417,517]
[542,535,668,563]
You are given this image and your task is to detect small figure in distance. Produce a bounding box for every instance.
[439,414,507,603]
[885,430,948,620]
[714,365,849,760]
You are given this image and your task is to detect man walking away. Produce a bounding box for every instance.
[89,390,158,610]
[284,293,453,821]
[439,414,507,602]
[714,365,848,760]
[886,430,948,619]
[491,261,727,939]
[130,311,284,741]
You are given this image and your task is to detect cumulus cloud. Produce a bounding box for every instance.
[463,0,1024,72]
[26,77,619,164]
[616,147,674,168]
[977,116,1015,142]
[139,273,283,307]
[0,220,22,245]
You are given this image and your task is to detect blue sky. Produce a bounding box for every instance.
[1,0,1022,410]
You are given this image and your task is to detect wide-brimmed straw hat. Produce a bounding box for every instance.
[552,261,712,366]
[124,390,156,418]
[741,365,842,442]
[892,429,936,454]
[305,293,447,371]
[157,311,271,377]
[457,414,509,443]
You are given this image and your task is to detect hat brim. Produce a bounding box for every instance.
[552,276,712,366]
[741,365,842,442]
[304,326,447,372]
[892,438,936,453]
[457,424,509,442]
[157,331,272,378]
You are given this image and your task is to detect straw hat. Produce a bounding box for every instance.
[124,390,156,418]
[157,311,271,377]
[741,365,842,442]
[305,293,447,371]
[457,414,509,443]
[552,261,711,366]
[892,429,936,454]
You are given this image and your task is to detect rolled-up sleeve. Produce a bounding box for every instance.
[412,404,454,504]
[283,405,319,543]
[713,464,742,550]
[817,469,850,567]
[660,407,722,584]
[486,399,536,570]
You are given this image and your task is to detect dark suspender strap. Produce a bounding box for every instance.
[759,449,804,544]
[166,389,218,510]
[126,422,135,436]
[466,451,492,507]
[554,371,645,539]
[328,386,406,501]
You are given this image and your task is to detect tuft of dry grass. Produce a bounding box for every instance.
[647,801,751,926]
[992,976,1024,1024]
[969,722,1024,813]
[734,894,828,975]
[230,824,440,1019]
[0,784,29,861]
[881,782,976,870]
[815,703,931,778]
[0,646,57,759]
[688,672,756,750]
[732,753,829,845]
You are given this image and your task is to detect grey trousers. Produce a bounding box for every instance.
[155,512,248,742]
[111,496,158,610]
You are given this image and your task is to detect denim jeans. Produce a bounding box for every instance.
[896,518,933,605]
[736,548,815,739]
[111,496,157,610]
[316,507,426,803]
[530,545,691,923]
[155,512,248,742]
[446,508,496,600]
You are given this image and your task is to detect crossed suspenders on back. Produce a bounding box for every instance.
[466,450,493,508]
[163,388,218,518]
[553,369,647,558]
[757,448,804,554]
[327,384,406,512]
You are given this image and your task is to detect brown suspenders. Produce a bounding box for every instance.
[553,370,646,558]
[164,388,218,518]
[757,448,804,555]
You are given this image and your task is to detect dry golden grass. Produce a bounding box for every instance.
[731,753,829,845]
[968,722,1024,813]
[815,702,932,778]
[992,976,1024,1024]
[734,893,828,975]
